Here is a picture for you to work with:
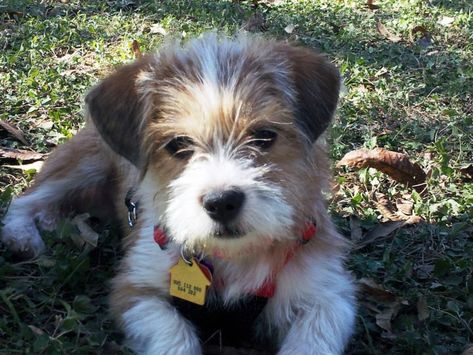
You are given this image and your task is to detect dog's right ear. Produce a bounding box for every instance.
[85,55,154,166]
[276,44,341,144]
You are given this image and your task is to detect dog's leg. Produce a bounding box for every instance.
[110,232,202,354]
[1,128,118,257]
[265,249,356,355]
[114,291,201,355]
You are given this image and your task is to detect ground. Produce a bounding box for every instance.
[0,0,472,354]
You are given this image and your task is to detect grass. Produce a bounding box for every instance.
[0,0,472,353]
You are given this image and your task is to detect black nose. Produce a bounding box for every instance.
[202,189,245,223]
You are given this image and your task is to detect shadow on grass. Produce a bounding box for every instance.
[24,0,470,154]
[428,0,473,13]
[4,0,471,102]
[332,213,473,354]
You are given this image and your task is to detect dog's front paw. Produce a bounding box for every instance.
[1,213,45,258]
[126,328,202,355]
[129,335,202,355]
[278,344,333,355]
[34,210,58,231]
[121,298,202,355]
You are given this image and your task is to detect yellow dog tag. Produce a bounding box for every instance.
[169,258,211,305]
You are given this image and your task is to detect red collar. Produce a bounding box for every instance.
[256,221,317,297]
[154,221,317,298]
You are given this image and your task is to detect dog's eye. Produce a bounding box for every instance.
[165,136,194,159]
[250,129,278,150]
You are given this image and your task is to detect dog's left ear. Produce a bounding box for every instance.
[279,44,341,143]
[85,55,154,166]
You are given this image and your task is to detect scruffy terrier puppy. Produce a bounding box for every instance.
[1,34,355,354]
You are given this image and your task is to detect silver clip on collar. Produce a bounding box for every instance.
[180,243,205,266]
[127,201,137,227]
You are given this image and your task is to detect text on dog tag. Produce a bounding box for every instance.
[169,258,212,305]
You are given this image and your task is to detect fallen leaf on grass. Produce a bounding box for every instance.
[0,120,28,145]
[337,148,426,188]
[284,24,295,34]
[437,16,454,27]
[356,84,369,94]
[149,23,167,35]
[375,300,401,333]
[410,25,432,48]
[359,278,396,302]
[243,0,285,6]
[243,12,267,32]
[0,147,45,161]
[4,161,44,172]
[131,40,142,59]
[374,67,389,78]
[71,213,99,248]
[375,194,401,221]
[355,216,421,249]
[417,296,429,321]
[415,264,434,279]
[365,0,380,10]
[28,325,45,335]
[395,198,414,216]
[376,22,402,43]
[356,220,405,249]
[375,194,418,222]
[459,164,473,182]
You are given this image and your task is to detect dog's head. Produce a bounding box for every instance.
[86,34,340,257]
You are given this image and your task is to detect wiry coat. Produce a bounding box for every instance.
[1,34,356,354]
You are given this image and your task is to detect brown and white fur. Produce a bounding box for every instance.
[1,33,355,354]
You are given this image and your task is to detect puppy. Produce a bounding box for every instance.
[1,33,355,354]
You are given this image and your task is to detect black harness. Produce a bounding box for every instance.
[172,295,271,350]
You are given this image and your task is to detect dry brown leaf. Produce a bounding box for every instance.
[375,194,418,221]
[149,23,167,35]
[355,221,406,249]
[243,12,267,32]
[376,21,402,42]
[350,215,363,242]
[0,147,45,161]
[374,67,389,78]
[406,215,422,224]
[410,25,432,48]
[337,148,426,188]
[411,25,428,38]
[0,120,28,145]
[72,214,99,248]
[396,198,414,216]
[358,216,420,248]
[4,161,44,172]
[375,301,401,332]
[356,84,369,94]
[375,196,402,221]
[365,0,380,9]
[358,277,396,302]
[417,296,430,321]
[284,24,295,34]
[438,16,454,27]
[459,164,473,182]
[415,264,434,279]
[28,325,45,335]
[131,40,142,59]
